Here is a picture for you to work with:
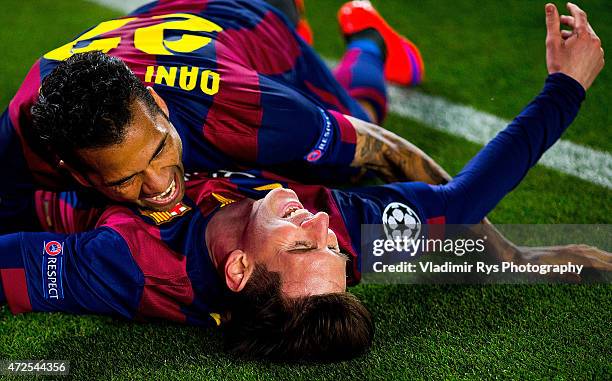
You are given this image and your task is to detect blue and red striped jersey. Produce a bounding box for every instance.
[0,73,585,325]
[0,0,370,231]
[0,173,367,325]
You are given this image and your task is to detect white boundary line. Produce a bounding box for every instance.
[91,0,612,189]
[386,85,612,189]
[89,0,147,12]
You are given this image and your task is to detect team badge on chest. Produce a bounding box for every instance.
[140,202,192,225]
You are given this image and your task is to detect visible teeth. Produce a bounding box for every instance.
[283,207,311,219]
[283,206,299,218]
[152,179,175,201]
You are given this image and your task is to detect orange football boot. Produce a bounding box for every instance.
[337,1,424,86]
[294,0,314,45]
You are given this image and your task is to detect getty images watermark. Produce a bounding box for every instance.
[360,224,611,284]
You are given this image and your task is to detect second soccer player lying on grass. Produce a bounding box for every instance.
[0,3,609,362]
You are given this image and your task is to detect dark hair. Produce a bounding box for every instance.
[30,51,160,163]
[223,264,374,362]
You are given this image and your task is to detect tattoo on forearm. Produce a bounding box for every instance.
[351,116,450,184]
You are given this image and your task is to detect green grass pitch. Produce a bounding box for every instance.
[0,0,610,379]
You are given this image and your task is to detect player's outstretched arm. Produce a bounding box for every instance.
[348,2,603,187]
[436,2,604,225]
[348,114,452,184]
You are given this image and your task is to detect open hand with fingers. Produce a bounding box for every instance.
[545,2,605,91]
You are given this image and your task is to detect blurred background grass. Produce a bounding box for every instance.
[0,1,610,379]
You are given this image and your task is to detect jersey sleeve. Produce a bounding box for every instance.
[257,76,357,168]
[429,73,585,224]
[364,73,586,224]
[0,229,144,319]
[205,71,356,167]
[197,0,357,169]
[335,73,586,230]
[200,62,357,171]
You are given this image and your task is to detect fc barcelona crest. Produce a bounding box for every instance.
[140,202,192,225]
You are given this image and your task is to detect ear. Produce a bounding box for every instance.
[147,86,170,117]
[58,160,92,188]
[224,249,252,293]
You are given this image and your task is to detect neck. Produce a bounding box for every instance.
[205,198,254,272]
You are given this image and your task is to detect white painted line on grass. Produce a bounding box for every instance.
[386,85,612,189]
[89,0,148,12]
[91,0,612,189]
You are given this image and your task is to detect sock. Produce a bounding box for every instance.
[346,28,387,60]
[334,37,388,123]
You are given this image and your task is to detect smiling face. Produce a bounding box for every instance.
[72,98,185,211]
[241,188,348,298]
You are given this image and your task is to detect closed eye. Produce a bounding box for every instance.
[286,242,345,259]
[151,136,167,160]
[109,175,136,189]
[287,241,315,253]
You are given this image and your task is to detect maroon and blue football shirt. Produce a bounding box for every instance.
[0,73,585,325]
[0,0,371,233]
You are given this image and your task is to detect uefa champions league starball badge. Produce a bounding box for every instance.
[382,202,422,243]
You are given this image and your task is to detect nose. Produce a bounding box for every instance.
[140,166,172,196]
[301,212,330,247]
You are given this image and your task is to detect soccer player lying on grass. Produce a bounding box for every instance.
[0,2,609,362]
[0,0,441,234]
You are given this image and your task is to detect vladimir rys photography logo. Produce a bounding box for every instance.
[42,240,64,300]
[382,202,421,241]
